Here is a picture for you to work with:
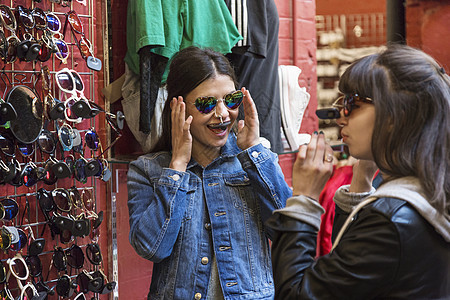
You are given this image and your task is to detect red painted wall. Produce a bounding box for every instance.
[317,0,385,15]
[276,0,318,134]
[406,0,450,72]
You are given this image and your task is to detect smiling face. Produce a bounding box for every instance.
[336,100,376,160]
[185,74,239,161]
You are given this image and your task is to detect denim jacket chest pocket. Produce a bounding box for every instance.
[224,172,257,215]
[149,176,198,222]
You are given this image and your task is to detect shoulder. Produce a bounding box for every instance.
[364,197,436,240]
[129,152,172,175]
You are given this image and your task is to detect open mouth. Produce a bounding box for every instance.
[207,121,231,133]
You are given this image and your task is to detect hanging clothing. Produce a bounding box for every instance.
[226,0,283,152]
[125,0,242,81]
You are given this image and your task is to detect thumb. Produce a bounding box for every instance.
[237,120,245,133]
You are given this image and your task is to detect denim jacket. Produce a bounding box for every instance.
[127,134,292,299]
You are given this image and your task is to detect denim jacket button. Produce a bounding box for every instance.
[204,223,211,230]
[201,257,209,265]
[171,174,180,181]
[251,151,259,158]
[195,293,202,299]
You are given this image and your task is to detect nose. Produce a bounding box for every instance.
[335,108,347,126]
[214,99,229,118]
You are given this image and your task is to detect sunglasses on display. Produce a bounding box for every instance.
[56,274,77,298]
[76,268,116,295]
[0,198,19,221]
[332,93,373,117]
[0,226,12,250]
[194,90,244,114]
[63,10,102,71]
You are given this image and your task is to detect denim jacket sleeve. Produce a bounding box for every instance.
[237,144,292,231]
[127,153,191,262]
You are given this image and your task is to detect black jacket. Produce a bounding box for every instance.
[266,197,450,299]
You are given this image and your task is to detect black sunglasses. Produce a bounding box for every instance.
[194,90,244,114]
[332,93,373,117]
[52,244,85,271]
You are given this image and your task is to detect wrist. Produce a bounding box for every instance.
[169,160,187,172]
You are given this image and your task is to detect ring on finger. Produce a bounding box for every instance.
[324,153,334,163]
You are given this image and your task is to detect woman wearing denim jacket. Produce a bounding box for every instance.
[127,46,292,300]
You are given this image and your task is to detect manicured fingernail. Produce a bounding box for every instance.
[313,131,318,135]
[319,131,324,134]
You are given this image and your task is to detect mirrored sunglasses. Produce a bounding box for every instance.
[0,198,19,221]
[194,90,244,114]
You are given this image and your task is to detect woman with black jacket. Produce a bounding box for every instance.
[266,44,450,299]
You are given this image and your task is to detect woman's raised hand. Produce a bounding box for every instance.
[237,88,260,150]
[292,132,334,200]
[169,96,193,172]
[348,159,379,193]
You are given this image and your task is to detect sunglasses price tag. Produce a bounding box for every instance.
[87,56,102,72]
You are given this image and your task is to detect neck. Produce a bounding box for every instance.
[191,142,221,167]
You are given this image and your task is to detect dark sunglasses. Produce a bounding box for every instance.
[25,254,43,278]
[32,8,47,31]
[0,261,5,284]
[0,198,19,221]
[56,274,77,298]
[15,5,35,30]
[52,244,85,271]
[37,188,55,218]
[9,227,27,251]
[0,226,12,250]
[56,68,84,95]
[194,90,244,114]
[52,188,72,212]
[37,129,56,154]
[86,242,102,265]
[332,93,373,117]
[63,10,94,60]
[0,5,17,32]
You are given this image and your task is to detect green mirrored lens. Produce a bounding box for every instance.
[195,97,216,114]
[224,91,244,110]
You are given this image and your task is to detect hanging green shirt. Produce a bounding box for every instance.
[125,0,242,83]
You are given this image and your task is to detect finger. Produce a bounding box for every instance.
[313,132,327,163]
[242,88,258,119]
[237,119,245,133]
[323,144,334,165]
[184,115,193,132]
[305,132,318,162]
[297,144,308,161]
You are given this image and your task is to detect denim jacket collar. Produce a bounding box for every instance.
[186,132,241,170]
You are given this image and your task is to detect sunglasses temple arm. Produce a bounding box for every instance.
[62,13,69,38]
[98,134,122,158]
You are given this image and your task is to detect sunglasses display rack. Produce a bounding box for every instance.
[0,0,117,299]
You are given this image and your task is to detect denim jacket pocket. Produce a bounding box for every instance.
[182,186,197,222]
[224,172,257,215]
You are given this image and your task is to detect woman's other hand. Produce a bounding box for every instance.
[169,96,193,172]
[292,132,334,200]
[237,88,260,150]
[348,160,378,193]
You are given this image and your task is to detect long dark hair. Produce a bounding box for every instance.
[150,46,238,153]
[339,44,450,217]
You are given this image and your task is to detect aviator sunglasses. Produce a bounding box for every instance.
[194,90,244,114]
[332,93,373,117]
